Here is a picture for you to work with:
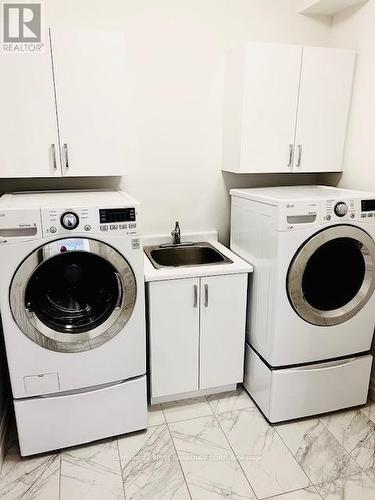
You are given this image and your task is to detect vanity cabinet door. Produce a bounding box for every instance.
[148,278,200,399]
[199,274,247,390]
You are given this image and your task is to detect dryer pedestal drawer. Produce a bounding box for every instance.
[244,344,372,423]
[14,375,147,456]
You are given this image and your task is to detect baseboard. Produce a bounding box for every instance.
[0,400,10,475]
[150,384,237,405]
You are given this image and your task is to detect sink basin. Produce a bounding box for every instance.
[144,242,233,269]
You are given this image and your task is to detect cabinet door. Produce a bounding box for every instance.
[0,31,61,177]
[50,28,128,176]
[294,47,355,173]
[149,279,200,399]
[240,43,302,173]
[200,274,247,390]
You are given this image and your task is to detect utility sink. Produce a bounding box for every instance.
[144,242,233,269]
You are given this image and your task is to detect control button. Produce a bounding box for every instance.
[100,225,108,231]
[350,213,355,219]
[361,214,367,218]
[128,223,136,229]
[49,226,57,233]
[369,213,374,218]
[334,202,349,217]
[84,225,91,231]
[119,224,128,229]
[110,224,118,230]
[326,215,331,221]
[60,211,79,230]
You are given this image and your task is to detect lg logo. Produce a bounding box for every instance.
[2,3,43,52]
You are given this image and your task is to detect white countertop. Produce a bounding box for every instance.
[143,231,253,282]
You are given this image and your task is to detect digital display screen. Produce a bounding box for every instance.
[58,239,89,252]
[361,200,375,212]
[99,208,136,224]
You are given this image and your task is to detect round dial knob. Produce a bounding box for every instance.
[334,202,349,217]
[61,211,79,230]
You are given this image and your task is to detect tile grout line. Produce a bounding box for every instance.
[272,422,316,490]
[165,421,193,500]
[317,414,371,479]
[161,400,193,500]
[274,416,363,491]
[115,437,127,500]
[58,452,62,500]
[211,406,259,500]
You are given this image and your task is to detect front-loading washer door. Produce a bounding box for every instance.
[287,225,375,326]
[10,238,136,352]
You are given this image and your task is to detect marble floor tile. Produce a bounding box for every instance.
[207,388,255,415]
[321,408,375,471]
[266,486,322,500]
[118,424,190,500]
[148,404,166,427]
[217,408,309,499]
[170,414,255,499]
[276,418,361,485]
[316,470,375,500]
[162,397,213,423]
[60,438,124,500]
[0,452,60,500]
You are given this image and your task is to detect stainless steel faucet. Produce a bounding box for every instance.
[171,221,181,245]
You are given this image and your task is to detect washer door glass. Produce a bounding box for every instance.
[10,238,137,352]
[287,225,375,326]
[25,252,121,334]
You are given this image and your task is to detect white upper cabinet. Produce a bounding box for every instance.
[222,43,356,174]
[0,28,127,178]
[294,47,356,173]
[223,44,302,174]
[50,28,128,177]
[0,30,60,178]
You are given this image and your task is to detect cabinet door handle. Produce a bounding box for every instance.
[193,285,198,308]
[296,144,302,168]
[63,143,69,170]
[287,144,293,169]
[204,284,208,307]
[51,144,57,170]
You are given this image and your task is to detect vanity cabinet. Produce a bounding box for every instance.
[0,28,127,178]
[148,273,247,403]
[222,43,356,173]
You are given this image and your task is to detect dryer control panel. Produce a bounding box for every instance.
[41,205,139,237]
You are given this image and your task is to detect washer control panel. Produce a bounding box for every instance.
[42,205,139,236]
[323,198,356,222]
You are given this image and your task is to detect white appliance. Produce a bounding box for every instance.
[0,190,147,455]
[230,185,375,422]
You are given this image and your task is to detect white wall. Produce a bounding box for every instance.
[1,0,332,242]
[323,0,375,190]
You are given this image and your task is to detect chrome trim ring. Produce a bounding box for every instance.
[287,225,375,327]
[10,238,137,353]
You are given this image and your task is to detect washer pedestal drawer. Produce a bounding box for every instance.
[14,375,147,456]
[244,344,372,423]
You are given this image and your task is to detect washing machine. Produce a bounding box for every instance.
[230,185,375,422]
[0,190,147,455]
